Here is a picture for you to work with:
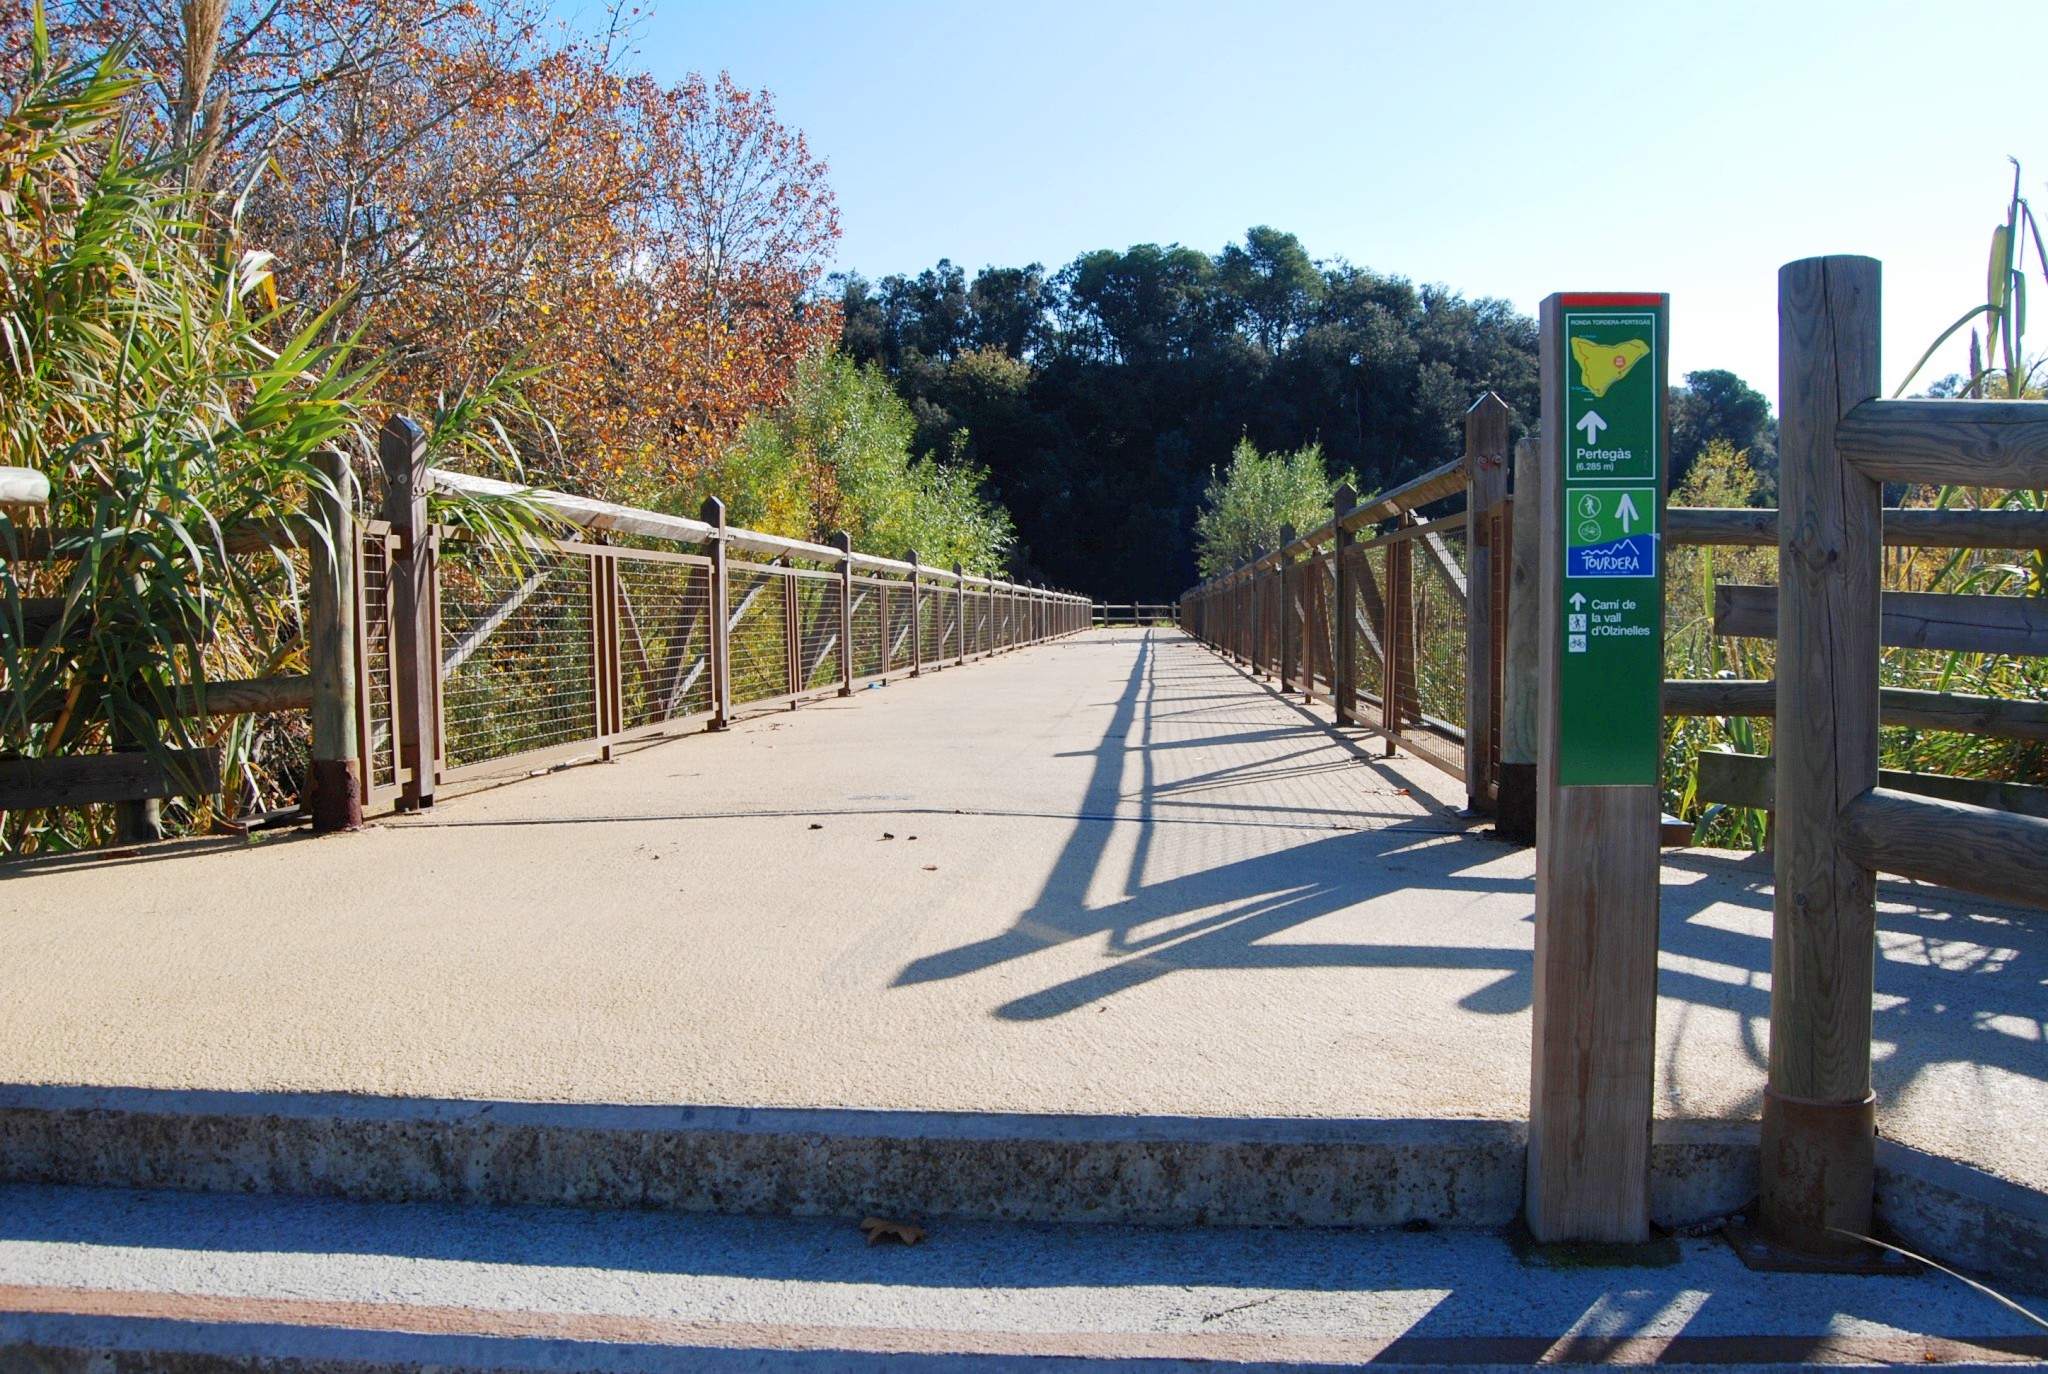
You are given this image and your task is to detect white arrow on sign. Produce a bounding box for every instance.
[1616,492,1640,533]
[1575,410,1608,445]
[1569,592,1587,610]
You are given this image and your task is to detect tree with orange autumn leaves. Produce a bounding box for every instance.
[17,0,842,497]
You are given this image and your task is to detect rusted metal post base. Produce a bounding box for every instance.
[1495,761,1536,845]
[310,757,364,833]
[112,794,162,845]
[1757,1089,1880,1260]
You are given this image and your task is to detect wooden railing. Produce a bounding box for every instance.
[1662,502,2048,825]
[0,457,346,841]
[366,419,1090,814]
[1091,602,1177,627]
[0,421,1091,838]
[1176,393,1516,817]
[1738,256,2048,1259]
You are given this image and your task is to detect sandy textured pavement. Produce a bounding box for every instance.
[2,629,2042,1190]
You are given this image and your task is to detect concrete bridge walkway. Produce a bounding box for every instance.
[1,629,2042,1195]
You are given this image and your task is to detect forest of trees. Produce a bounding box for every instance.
[835,228,1777,599]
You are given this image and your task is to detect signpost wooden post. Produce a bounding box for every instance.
[1527,292,1669,1243]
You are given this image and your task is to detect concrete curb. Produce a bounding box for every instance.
[0,1088,2038,1290]
[0,1089,1525,1228]
[1877,1136,2048,1295]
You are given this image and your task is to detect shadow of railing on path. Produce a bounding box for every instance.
[894,631,2048,1111]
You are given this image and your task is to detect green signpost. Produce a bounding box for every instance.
[1555,296,1667,786]
[1527,291,1671,1244]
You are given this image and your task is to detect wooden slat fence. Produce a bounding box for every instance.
[1177,393,1516,814]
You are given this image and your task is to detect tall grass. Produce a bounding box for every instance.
[1,13,540,854]
[1,16,373,853]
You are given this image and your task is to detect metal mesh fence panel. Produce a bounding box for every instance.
[851,579,884,677]
[617,555,710,729]
[727,565,789,706]
[885,584,915,670]
[1303,555,1335,696]
[1352,547,1386,703]
[793,573,840,691]
[1415,529,1468,731]
[918,585,939,665]
[360,533,396,789]
[439,546,595,769]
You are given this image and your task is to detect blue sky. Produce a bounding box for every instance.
[580,0,2047,403]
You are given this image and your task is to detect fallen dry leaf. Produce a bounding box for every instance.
[861,1216,926,1246]
[922,864,938,872]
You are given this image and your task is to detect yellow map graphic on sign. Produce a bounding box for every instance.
[1571,337,1650,398]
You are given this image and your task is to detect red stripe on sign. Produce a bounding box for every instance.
[1559,293,1664,307]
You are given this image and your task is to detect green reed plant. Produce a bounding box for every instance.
[1,10,548,853]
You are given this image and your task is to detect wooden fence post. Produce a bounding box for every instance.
[954,563,967,664]
[1498,436,1543,844]
[1276,526,1296,693]
[1245,556,1261,679]
[1465,393,1511,812]
[381,416,437,810]
[1383,518,1414,756]
[308,449,363,832]
[1759,255,1885,1259]
[833,531,854,696]
[1332,488,1359,725]
[908,550,923,675]
[701,497,731,729]
[593,552,620,757]
[781,559,801,701]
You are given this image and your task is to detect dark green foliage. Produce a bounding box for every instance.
[836,227,1542,598]
[1669,369,1777,502]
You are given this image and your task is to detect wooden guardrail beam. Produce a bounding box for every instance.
[1837,398,2048,488]
[3,517,323,562]
[1696,748,2048,821]
[0,748,221,810]
[1713,583,2048,656]
[1664,678,2048,740]
[1667,505,2048,548]
[1838,786,2048,908]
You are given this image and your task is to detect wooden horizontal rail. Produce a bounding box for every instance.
[1665,507,1777,546]
[1837,786,2048,909]
[1837,398,2048,489]
[1350,509,1470,554]
[0,466,50,506]
[1661,678,1778,716]
[1662,678,2048,741]
[1666,505,2048,549]
[0,747,221,810]
[12,599,214,645]
[1694,748,2048,819]
[1713,583,2048,656]
[429,469,1081,601]
[1338,459,1470,532]
[4,517,321,562]
[0,674,314,724]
